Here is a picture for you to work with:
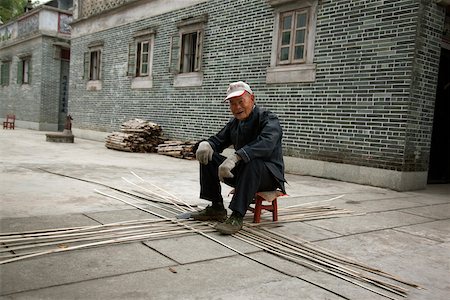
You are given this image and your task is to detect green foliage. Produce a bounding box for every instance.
[0,0,31,24]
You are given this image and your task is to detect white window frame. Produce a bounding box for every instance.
[137,40,150,76]
[180,29,203,73]
[267,0,318,83]
[278,9,309,65]
[130,30,155,89]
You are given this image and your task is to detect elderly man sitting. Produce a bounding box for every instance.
[192,81,286,234]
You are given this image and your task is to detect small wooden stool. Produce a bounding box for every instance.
[248,190,284,223]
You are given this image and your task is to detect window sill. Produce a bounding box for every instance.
[174,72,203,87]
[266,64,316,84]
[86,80,102,91]
[131,76,153,89]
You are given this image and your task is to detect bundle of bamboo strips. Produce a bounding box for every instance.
[0,219,213,263]
[157,140,197,160]
[105,119,166,152]
[244,204,355,225]
[234,227,420,299]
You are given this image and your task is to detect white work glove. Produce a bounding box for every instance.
[218,154,241,182]
[196,141,214,165]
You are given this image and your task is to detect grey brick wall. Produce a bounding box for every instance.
[40,36,63,127]
[68,0,445,173]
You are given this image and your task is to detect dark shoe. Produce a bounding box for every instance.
[191,205,227,221]
[215,212,243,234]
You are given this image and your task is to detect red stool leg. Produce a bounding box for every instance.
[272,199,278,221]
[253,196,262,223]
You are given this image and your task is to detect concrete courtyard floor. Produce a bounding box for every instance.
[0,128,449,300]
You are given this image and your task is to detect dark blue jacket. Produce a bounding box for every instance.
[207,105,286,192]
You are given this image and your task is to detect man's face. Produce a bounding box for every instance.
[228,92,255,120]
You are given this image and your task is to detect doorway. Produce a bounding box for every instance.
[428,47,450,183]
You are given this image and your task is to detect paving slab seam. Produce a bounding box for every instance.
[143,239,266,265]
[81,213,108,226]
[346,203,437,214]
[362,211,435,220]
[0,250,285,298]
[0,262,183,298]
[348,198,441,205]
[80,211,159,225]
[277,276,351,300]
[394,210,442,221]
[307,222,440,243]
[173,251,353,300]
[140,241,184,265]
[391,227,446,244]
[303,222,344,236]
[343,193,419,200]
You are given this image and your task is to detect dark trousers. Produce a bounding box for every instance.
[199,152,279,216]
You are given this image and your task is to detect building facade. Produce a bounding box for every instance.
[52,0,450,190]
[0,1,72,131]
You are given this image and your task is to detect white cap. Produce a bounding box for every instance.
[225,81,253,101]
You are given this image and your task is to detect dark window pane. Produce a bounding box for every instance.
[281,31,291,45]
[294,46,304,60]
[297,13,307,28]
[282,15,292,30]
[295,29,305,44]
[280,47,289,61]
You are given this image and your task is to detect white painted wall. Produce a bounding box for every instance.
[39,10,59,32]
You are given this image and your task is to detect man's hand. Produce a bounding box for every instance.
[218,154,240,182]
[196,141,214,165]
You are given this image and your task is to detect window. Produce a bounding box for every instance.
[267,0,318,83]
[170,14,207,87]
[61,48,70,61]
[17,57,31,84]
[137,40,150,76]
[180,30,202,73]
[89,49,101,80]
[1,61,10,86]
[83,41,103,90]
[127,29,155,89]
[278,9,308,65]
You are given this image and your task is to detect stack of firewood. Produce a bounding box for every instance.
[105,119,166,152]
[157,140,197,160]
